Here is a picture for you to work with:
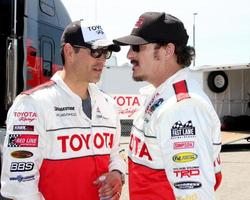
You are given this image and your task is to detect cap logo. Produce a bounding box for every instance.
[81,21,107,43]
[134,16,144,28]
[87,26,104,35]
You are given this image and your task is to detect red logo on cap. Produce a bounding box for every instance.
[134,17,144,28]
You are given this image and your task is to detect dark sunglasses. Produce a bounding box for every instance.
[130,45,140,52]
[73,45,112,59]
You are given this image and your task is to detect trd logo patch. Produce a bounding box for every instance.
[171,120,195,139]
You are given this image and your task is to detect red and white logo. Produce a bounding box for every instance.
[173,141,194,149]
[112,95,144,119]
[134,16,144,28]
[129,133,152,161]
[173,167,200,178]
[8,134,38,147]
[14,112,37,123]
[57,132,114,153]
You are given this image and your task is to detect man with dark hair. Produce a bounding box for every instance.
[1,20,125,200]
[114,12,222,200]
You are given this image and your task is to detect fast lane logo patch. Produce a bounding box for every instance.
[171,120,195,139]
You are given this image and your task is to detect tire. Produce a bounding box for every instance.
[207,71,228,93]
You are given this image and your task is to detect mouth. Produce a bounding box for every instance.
[93,68,103,72]
[93,65,103,73]
[131,60,139,71]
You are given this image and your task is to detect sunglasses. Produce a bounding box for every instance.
[73,45,112,59]
[130,45,140,52]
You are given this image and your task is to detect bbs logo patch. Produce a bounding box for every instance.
[10,162,34,172]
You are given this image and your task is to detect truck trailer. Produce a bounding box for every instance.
[0,0,71,198]
[0,0,71,127]
[100,62,250,144]
[190,63,250,144]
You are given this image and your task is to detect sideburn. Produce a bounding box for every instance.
[153,44,161,61]
[153,48,160,61]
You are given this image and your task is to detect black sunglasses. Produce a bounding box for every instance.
[73,45,112,59]
[130,45,140,52]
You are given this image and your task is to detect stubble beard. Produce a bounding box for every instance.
[133,75,144,82]
[131,59,144,82]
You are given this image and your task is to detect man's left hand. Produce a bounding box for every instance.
[94,171,123,200]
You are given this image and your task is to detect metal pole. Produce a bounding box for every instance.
[193,13,197,66]
[95,0,98,22]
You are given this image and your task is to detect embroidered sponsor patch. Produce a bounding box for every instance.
[54,106,75,111]
[10,162,34,172]
[13,112,37,123]
[9,175,35,182]
[174,181,202,190]
[176,193,198,200]
[10,150,33,159]
[172,152,198,163]
[173,166,200,178]
[173,80,190,102]
[13,125,34,131]
[171,120,195,139]
[54,106,77,117]
[8,134,38,147]
[144,94,164,123]
[173,141,194,149]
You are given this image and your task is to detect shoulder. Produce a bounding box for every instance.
[9,81,57,113]
[21,80,56,95]
[158,77,215,118]
[89,83,116,105]
[101,92,117,110]
[7,93,42,123]
[172,79,191,102]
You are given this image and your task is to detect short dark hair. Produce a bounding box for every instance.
[174,44,195,67]
[60,45,80,65]
[155,42,195,67]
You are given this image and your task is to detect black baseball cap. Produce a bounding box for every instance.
[61,20,120,52]
[113,12,189,46]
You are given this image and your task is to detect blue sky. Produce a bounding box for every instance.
[61,0,250,66]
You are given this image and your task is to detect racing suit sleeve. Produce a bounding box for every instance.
[156,98,221,200]
[1,94,45,200]
[108,105,126,175]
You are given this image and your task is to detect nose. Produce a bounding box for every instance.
[127,47,136,60]
[97,54,106,61]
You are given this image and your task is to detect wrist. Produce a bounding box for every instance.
[112,170,125,185]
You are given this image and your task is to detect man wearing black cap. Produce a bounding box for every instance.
[1,20,125,200]
[114,12,222,200]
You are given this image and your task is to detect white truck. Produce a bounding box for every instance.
[100,61,250,144]
[98,61,147,136]
[190,63,250,144]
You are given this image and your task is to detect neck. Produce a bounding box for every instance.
[59,70,89,99]
[152,64,182,88]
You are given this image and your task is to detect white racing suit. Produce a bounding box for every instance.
[128,68,222,200]
[1,72,125,200]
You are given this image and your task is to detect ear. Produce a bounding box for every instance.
[64,43,74,63]
[164,43,175,57]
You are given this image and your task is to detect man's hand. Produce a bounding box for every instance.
[94,171,123,200]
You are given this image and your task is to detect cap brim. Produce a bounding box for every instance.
[113,35,150,46]
[92,39,120,52]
